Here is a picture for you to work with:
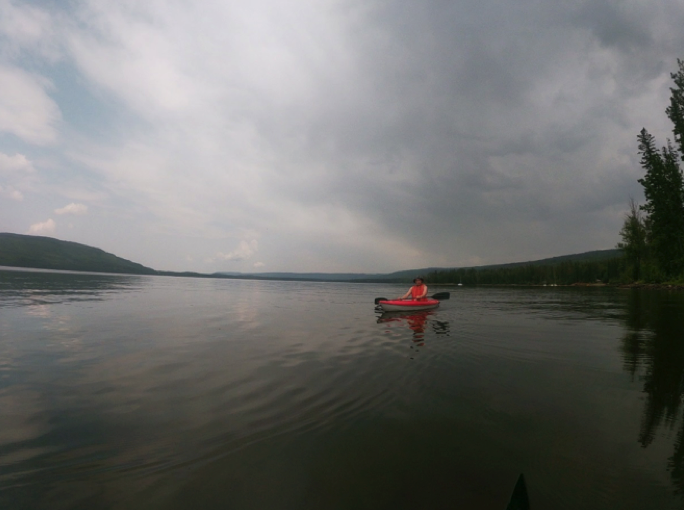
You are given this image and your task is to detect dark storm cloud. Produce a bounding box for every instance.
[254,0,684,266]
[574,1,653,51]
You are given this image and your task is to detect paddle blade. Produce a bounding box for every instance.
[431,292,450,300]
[505,474,530,510]
[374,297,388,305]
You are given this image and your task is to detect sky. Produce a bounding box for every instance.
[1,0,683,274]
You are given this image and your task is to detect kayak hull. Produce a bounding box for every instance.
[377,299,440,312]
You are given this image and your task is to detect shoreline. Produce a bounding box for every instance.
[430,282,684,290]
[614,282,684,290]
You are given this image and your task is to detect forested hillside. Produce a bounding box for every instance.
[426,256,624,285]
[0,233,156,275]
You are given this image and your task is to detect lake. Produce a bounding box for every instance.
[1,268,684,509]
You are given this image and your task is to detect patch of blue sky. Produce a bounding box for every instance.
[49,61,127,144]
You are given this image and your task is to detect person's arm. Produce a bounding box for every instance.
[398,288,411,300]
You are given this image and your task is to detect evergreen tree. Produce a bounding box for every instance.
[618,198,648,280]
[636,126,684,276]
[666,59,684,159]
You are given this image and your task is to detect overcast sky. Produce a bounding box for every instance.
[1,0,683,273]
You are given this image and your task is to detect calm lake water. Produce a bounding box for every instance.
[2,268,684,509]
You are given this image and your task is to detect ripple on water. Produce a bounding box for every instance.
[1,279,682,510]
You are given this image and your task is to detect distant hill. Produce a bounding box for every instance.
[467,249,623,270]
[0,233,622,282]
[223,249,623,282]
[425,249,625,285]
[0,233,156,275]
[215,271,401,281]
[381,249,623,276]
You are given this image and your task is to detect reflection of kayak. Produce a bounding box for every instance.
[377,310,434,322]
[377,299,440,312]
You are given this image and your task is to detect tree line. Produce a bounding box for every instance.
[426,257,624,286]
[619,59,684,283]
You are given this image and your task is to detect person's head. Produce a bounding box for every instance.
[413,277,424,285]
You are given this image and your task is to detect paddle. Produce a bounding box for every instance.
[374,292,450,305]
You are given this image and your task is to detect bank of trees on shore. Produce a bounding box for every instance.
[426,257,624,286]
[620,59,684,283]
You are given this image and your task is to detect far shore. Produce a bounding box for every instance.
[429,282,684,290]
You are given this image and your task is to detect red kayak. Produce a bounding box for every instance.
[377,298,440,312]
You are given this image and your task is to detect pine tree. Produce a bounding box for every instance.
[666,59,684,159]
[631,60,684,279]
[637,130,684,277]
[618,198,647,280]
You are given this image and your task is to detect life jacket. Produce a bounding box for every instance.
[410,284,427,300]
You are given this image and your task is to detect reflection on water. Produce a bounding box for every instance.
[619,290,684,495]
[4,276,684,509]
[0,267,146,308]
[377,311,450,350]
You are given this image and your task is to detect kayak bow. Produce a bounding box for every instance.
[505,474,530,510]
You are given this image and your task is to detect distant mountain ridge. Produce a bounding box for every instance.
[222,249,623,281]
[0,232,622,281]
[0,233,156,275]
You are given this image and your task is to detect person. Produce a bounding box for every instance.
[399,277,428,301]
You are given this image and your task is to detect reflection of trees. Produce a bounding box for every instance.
[620,290,684,495]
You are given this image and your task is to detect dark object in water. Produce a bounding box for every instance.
[505,474,530,510]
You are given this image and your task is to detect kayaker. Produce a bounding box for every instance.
[399,277,428,301]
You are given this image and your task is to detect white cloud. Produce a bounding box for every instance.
[253,261,265,268]
[55,202,88,215]
[0,152,36,200]
[27,218,56,235]
[0,65,60,144]
[0,0,58,60]
[216,240,258,262]
[0,184,22,200]
[0,152,35,174]
[65,2,201,121]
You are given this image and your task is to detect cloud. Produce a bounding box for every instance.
[0,0,58,59]
[0,152,36,200]
[0,152,35,174]
[55,202,88,215]
[253,262,265,268]
[0,65,61,144]
[28,218,56,235]
[215,240,258,262]
[1,0,684,272]
[0,184,22,200]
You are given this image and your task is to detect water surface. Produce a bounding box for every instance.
[1,269,684,509]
